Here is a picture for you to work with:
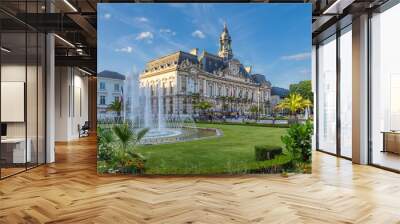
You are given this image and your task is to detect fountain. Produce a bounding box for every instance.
[123,72,208,144]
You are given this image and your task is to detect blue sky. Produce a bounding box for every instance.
[98,3,311,89]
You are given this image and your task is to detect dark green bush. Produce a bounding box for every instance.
[281,120,313,164]
[254,145,283,161]
[97,123,149,174]
[195,121,289,128]
[231,154,292,174]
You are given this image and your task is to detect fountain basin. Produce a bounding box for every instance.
[143,128,183,139]
[140,127,220,145]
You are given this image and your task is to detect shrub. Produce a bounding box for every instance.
[281,120,313,164]
[230,154,292,174]
[97,122,149,174]
[196,120,289,128]
[254,145,283,161]
[97,127,115,161]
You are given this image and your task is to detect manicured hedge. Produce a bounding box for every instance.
[254,145,283,161]
[195,121,290,128]
[229,154,292,174]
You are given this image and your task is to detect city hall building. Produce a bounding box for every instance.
[139,24,272,115]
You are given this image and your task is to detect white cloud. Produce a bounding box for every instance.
[281,52,311,61]
[104,13,111,19]
[160,28,176,36]
[115,46,133,53]
[136,31,154,41]
[135,17,149,22]
[192,30,205,39]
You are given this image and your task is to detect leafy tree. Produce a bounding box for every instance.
[289,80,313,103]
[194,101,213,115]
[222,103,229,112]
[190,93,201,114]
[108,99,122,117]
[249,105,259,119]
[218,96,228,112]
[276,93,312,123]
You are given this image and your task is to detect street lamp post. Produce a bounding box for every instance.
[257,90,260,120]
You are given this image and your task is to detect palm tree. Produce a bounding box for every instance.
[111,123,149,173]
[276,93,312,123]
[108,99,122,117]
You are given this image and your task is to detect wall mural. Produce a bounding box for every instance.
[97,3,312,175]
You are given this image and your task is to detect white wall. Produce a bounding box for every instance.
[55,67,89,141]
[1,65,37,137]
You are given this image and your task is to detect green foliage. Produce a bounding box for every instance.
[289,80,313,102]
[196,120,290,128]
[194,101,213,114]
[276,93,312,124]
[226,154,292,174]
[222,103,229,111]
[108,99,122,115]
[97,122,149,174]
[249,105,259,114]
[191,93,200,106]
[97,160,109,173]
[254,145,283,161]
[112,123,135,149]
[281,120,313,166]
[276,93,312,115]
[97,127,114,161]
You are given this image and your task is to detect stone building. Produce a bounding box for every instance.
[97,70,125,119]
[139,23,272,115]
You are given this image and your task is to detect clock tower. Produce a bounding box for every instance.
[218,23,233,60]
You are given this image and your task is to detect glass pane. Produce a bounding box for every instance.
[340,27,352,158]
[317,35,337,154]
[1,31,27,177]
[371,4,400,171]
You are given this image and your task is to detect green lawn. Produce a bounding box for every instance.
[137,123,289,174]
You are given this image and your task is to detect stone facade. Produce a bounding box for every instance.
[139,24,272,115]
[97,70,125,119]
